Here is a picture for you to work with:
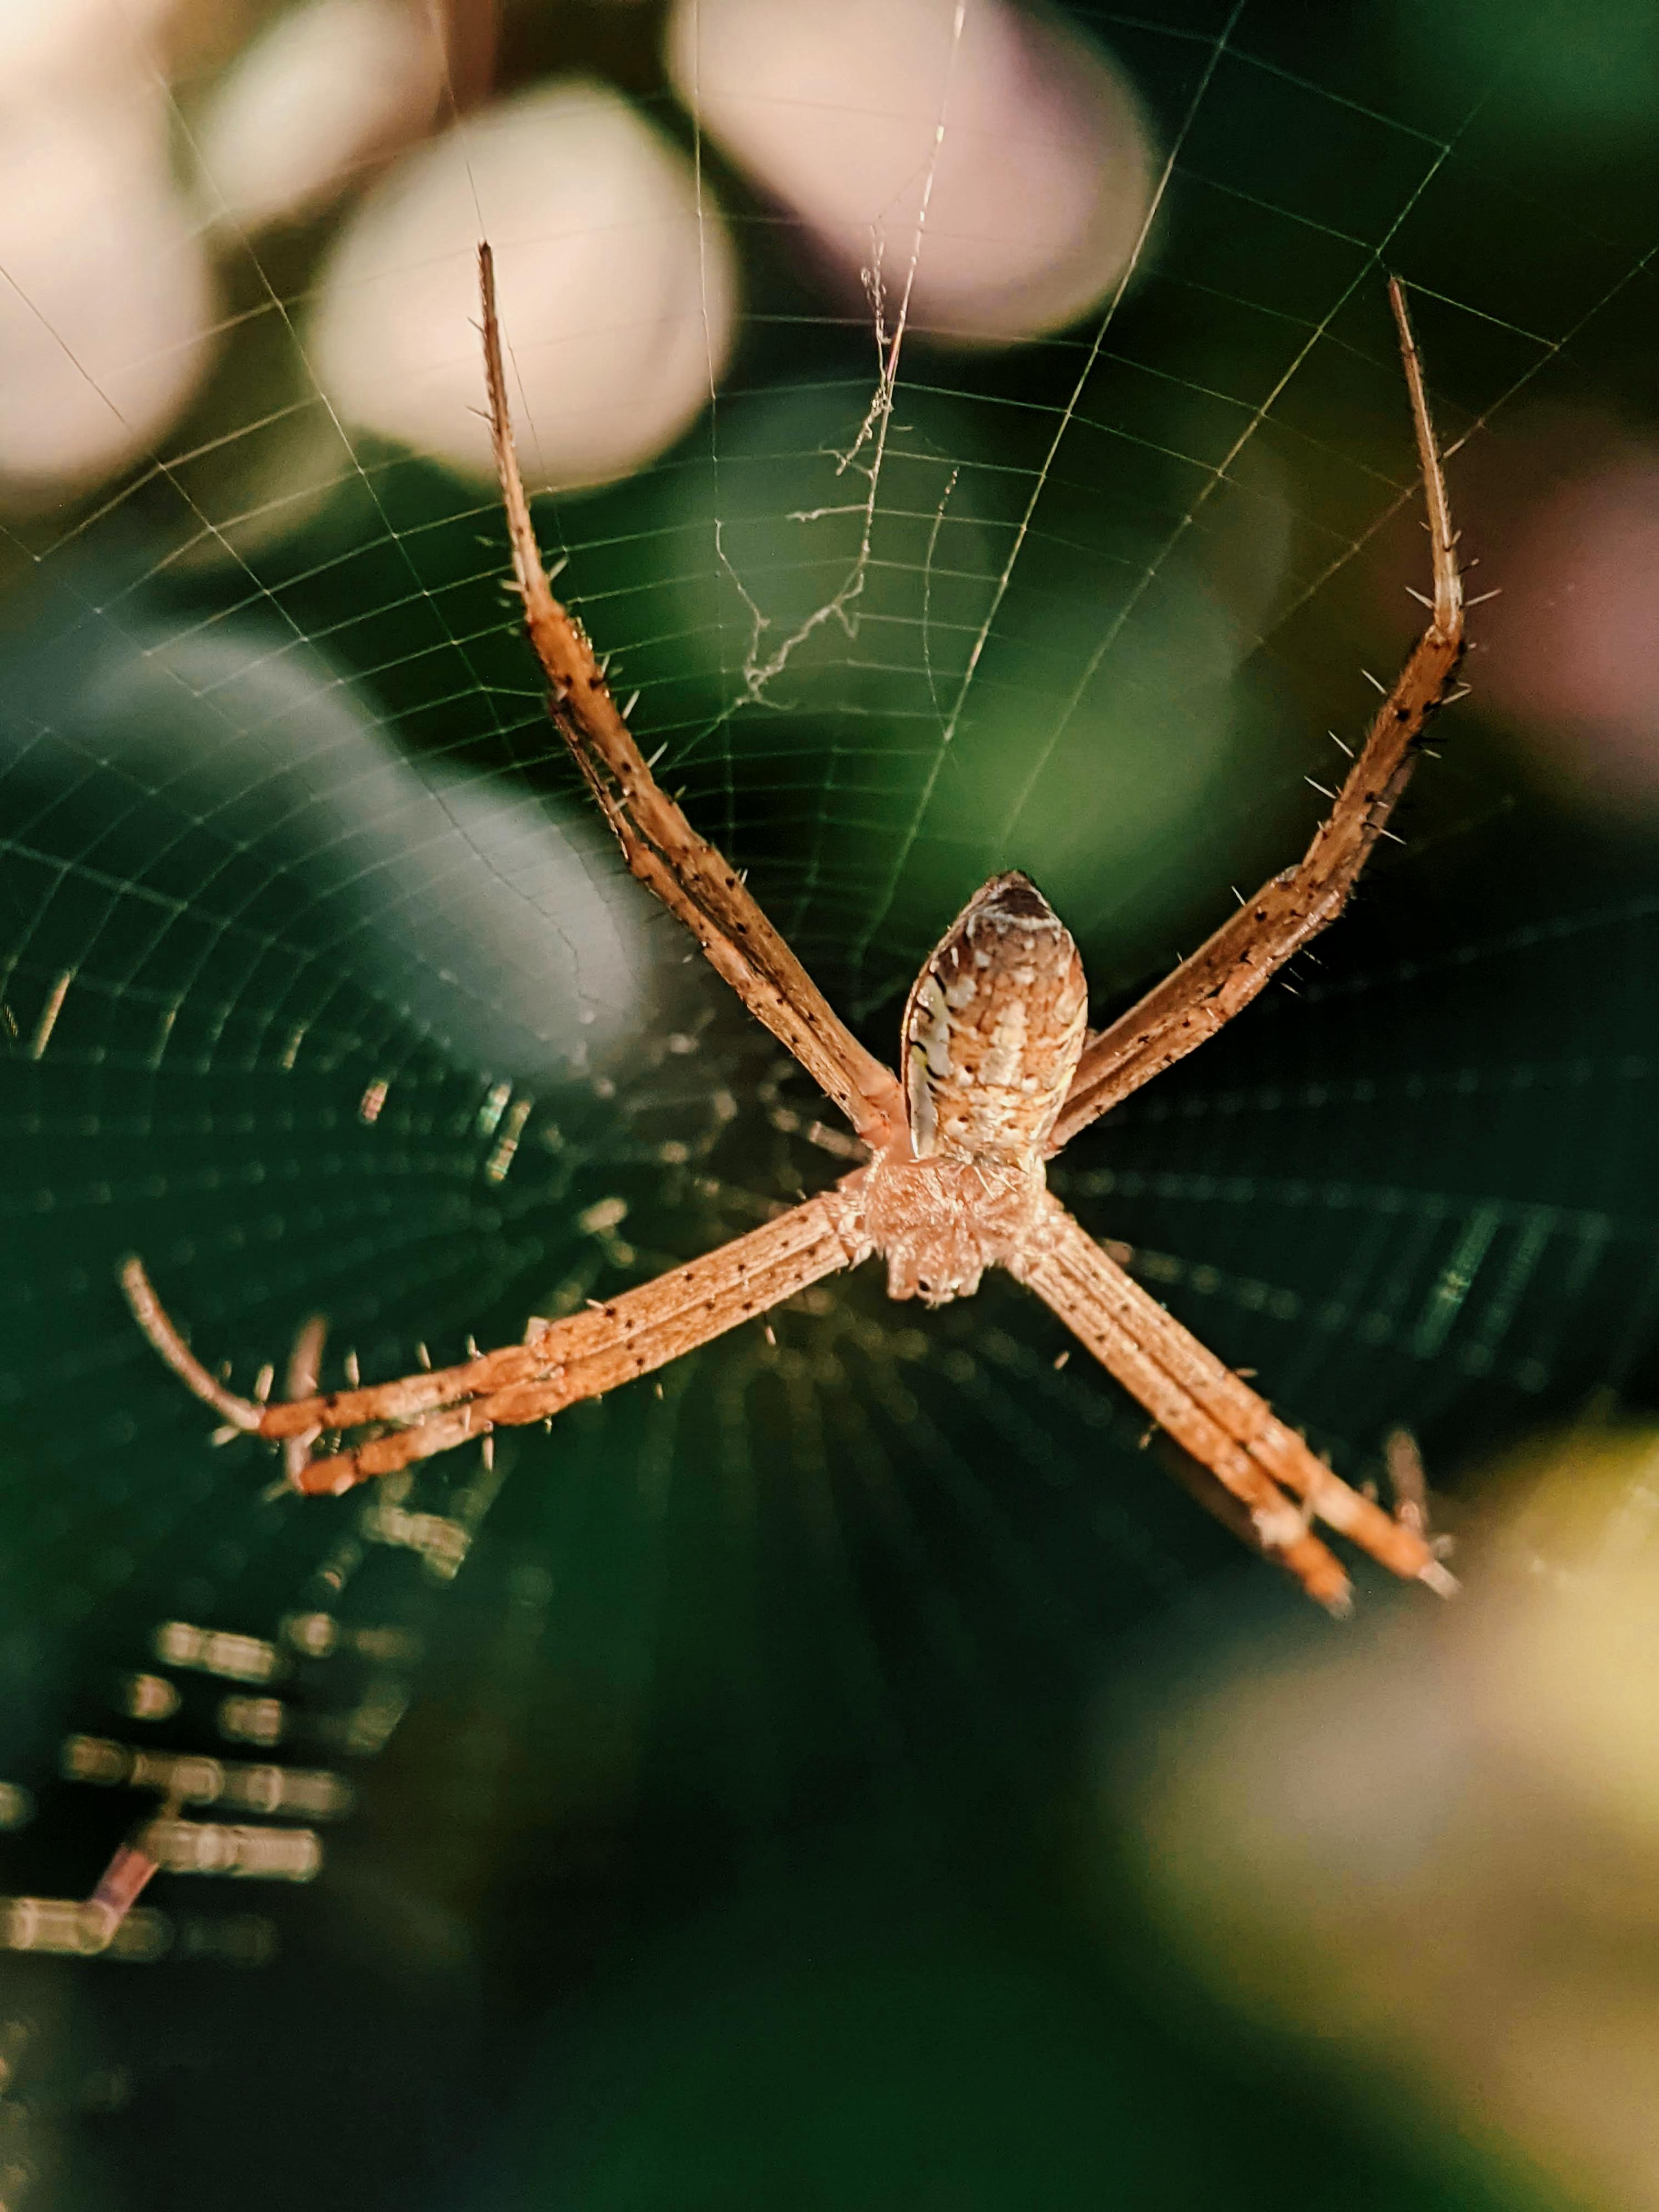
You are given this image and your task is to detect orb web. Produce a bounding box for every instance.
[0,4,1656,2200]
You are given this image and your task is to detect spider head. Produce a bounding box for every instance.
[901,870,1088,1167]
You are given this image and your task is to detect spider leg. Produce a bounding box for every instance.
[126,1186,870,1494]
[1385,1424,1435,1541]
[119,1255,264,1432]
[1050,277,1465,1153]
[478,244,904,1150]
[1009,1196,1455,1609]
[288,1183,867,1492]
[85,1782,186,1949]
[281,1311,328,1491]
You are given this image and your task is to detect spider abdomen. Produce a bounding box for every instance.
[901,871,1087,1164]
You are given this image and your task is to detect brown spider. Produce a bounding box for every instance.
[123,247,1466,1614]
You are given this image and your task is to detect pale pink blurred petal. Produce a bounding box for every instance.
[1459,412,1659,819]
[308,79,737,491]
[667,0,1155,345]
[193,0,449,233]
[0,93,218,497]
[0,0,179,93]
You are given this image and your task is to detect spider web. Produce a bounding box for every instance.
[2,3,1658,2203]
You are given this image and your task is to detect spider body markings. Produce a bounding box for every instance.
[122,248,1467,1615]
[870,868,1087,1303]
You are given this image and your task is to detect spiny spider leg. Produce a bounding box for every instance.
[119,1255,264,1433]
[1010,1196,1452,1613]
[281,1311,328,1490]
[1385,1425,1432,1538]
[123,1188,867,1494]
[478,243,903,1149]
[1050,277,1465,1154]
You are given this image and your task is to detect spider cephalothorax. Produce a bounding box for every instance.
[123,247,1465,1617]
[857,869,1086,1304]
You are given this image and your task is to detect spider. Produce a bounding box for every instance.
[122,247,1467,1615]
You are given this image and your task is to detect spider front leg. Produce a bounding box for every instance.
[122,1183,871,1493]
[1051,277,1466,1152]
[478,243,904,1152]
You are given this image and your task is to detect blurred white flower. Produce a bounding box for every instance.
[0,1,1161,506]
[308,78,737,491]
[0,90,217,494]
[193,0,448,233]
[668,0,1156,344]
[0,0,178,97]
